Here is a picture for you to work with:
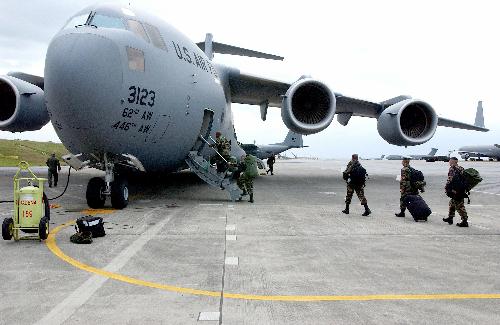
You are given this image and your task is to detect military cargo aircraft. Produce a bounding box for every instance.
[0,3,488,208]
[240,130,306,160]
[458,144,500,161]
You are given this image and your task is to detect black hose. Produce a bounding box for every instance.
[0,167,72,203]
[48,167,72,201]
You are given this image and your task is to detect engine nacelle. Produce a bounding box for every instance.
[0,75,49,132]
[281,78,336,135]
[377,99,438,146]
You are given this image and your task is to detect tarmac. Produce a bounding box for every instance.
[0,159,499,325]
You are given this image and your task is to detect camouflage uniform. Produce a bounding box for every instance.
[237,155,257,202]
[213,135,231,172]
[446,165,468,222]
[399,166,419,210]
[344,160,367,205]
[46,155,61,187]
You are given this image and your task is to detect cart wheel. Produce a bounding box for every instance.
[2,218,14,240]
[86,177,106,208]
[39,216,49,240]
[43,192,50,220]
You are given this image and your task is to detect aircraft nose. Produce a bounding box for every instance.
[45,32,123,135]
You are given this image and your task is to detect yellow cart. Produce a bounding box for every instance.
[2,161,50,241]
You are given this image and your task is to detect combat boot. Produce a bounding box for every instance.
[342,204,349,214]
[442,216,454,225]
[456,220,469,227]
[362,204,371,216]
[395,208,405,218]
[249,194,254,203]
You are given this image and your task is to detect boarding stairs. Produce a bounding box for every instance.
[185,151,242,202]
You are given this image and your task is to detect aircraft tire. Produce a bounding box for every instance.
[39,216,49,240]
[2,218,14,240]
[86,177,106,209]
[111,177,129,209]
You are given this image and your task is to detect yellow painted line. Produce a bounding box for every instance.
[81,208,116,216]
[46,223,500,302]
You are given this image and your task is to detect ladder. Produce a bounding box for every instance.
[185,151,242,202]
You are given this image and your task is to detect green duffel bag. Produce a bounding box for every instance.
[244,155,258,178]
[463,168,482,191]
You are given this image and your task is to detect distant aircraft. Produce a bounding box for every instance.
[0,3,488,208]
[458,144,500,161]
[385,148,438,160]
[240,130,306,160]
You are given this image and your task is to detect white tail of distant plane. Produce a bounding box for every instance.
[428,148,438,156]
[474,101,485,128]
[279,130,304,148]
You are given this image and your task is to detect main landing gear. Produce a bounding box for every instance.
[85,156,129,209]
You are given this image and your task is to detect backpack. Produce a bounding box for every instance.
[463,168,482,191]
[446,168,482,203]
[70,231,93,244]
[244,155,258,178]
[349,165,366,186]
[76,216,106,238]
[409,167,426,191]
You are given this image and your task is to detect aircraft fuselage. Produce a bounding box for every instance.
[44,4,241,172]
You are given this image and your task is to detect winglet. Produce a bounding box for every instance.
[474,100,485,128]
[197,33,284,61]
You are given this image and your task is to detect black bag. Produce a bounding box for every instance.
[445,173,468,200]
[409,167,424,183]
[404,195,431,222]
[349,165,366,186]
[76,216,106,238]
[408,167,426,191]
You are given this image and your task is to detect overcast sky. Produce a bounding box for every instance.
[1,0,498,159]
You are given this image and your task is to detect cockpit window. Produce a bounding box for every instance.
[91,14,126,29]
[127,20,150,43]
[143,23,167,51]
[62,13,90,30]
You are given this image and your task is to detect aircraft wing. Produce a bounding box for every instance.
[227,72,384,118]
[437,117,488,132]
[228,71,489,132]
[228,72,289,107]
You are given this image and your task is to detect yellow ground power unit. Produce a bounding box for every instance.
[2,161,50,241]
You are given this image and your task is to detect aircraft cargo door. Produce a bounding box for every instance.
[191,109,214,152]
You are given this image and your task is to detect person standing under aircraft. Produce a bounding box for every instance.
[211,131,231,173]
[395,158,420,217]
[266,155,276,175]
[443,157,469,227]
[237,154,258,203]
[46,152,61,187]
[342,154,371,216]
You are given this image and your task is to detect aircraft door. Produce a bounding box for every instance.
[191,109,214,152]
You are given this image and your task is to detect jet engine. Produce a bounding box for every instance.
[0,75,49,132]
[281,78,336,135]
[377,99,438,146]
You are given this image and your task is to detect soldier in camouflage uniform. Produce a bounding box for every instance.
[395,158,423,217]
[211,131,231,173]
[342,154,371,216]
[443,157,468,227]
[46,152,61,187]
[237,154,257,203]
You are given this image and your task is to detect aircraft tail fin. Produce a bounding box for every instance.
[428,148,438,156]
[196,33,283,61]
[280,130,304,148]
[474,101,485,128]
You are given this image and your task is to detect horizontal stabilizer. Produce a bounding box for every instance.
[197,35,283,61]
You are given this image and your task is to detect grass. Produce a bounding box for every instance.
[0,139,69,167]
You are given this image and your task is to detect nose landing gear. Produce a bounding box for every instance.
[85,155,129,209]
